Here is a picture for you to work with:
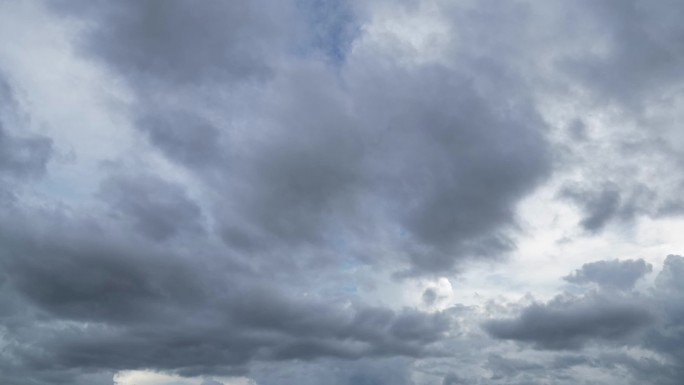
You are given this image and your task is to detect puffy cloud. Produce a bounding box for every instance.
[44,0,552,276]
[481,256,684,384]
[564,259,653,290]
[0,207,451,383]
[483,294,653,350]
[3,0,684,384]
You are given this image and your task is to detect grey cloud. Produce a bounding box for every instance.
[200,380,224,385]
[250,357,416,385]
[483,294,653,350]
[0,124,52,179]
[5,0,555,382]
[486,354,544,380]
[352,63,550,273]
[99,173,204,241]
[52,0,552,275]
[564,259,653,290]
[442,373,464,385]
[0,210,451,383]
[12,0,684,384]
[643,255,684,368]
[654,254,684,293]
[49,0,295,174]
[559,183,655,233]
[479,256,684,384]
[218,68,365,252]
[0,368,115,385]
[137,110,224,168]
[560,0,684,109]
[560,186,622,233]
[545,0,684,234]
[298,0,359,63]
[0,79,52,180]
[567,119,588,142]
[66,0,292,86]
[0,226,210,324]
[423,289,437,306]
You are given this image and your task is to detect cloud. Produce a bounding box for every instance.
[99,172,204,241]
[0,207,451,382]
[0,123,52,179]
[61,0,291,86]
[441,373,464,385]
[46,0,552,276]
[481,256,684,384]
[0,77,52,180]
[486,354,544,379]
[483,294,653,350]
[560,0,684,109]
[564,259,653,290]
[4,0,684,384]
[200,380,224,385]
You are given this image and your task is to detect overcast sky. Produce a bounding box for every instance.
[1,1,684,384]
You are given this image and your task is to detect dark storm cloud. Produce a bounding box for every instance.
[216,60,550,273]
[353,64,550,272]
[217,67,366,252]
[483,294,653,350]
[55,0,552,274]
[8,0,553,382]
[0,208,451,383]
[99,172,204,241]
[136,110,224,168]
[8,0,684,384]
[564,259,653,290]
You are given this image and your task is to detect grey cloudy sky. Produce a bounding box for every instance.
[1,1,684,384]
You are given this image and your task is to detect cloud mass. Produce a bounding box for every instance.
[1,1,684,384]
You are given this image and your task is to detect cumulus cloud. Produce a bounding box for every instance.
[2,0,684,384]
[483,294,653,350]
[43,0,552,276]
[481,256,684,384]
[564,259,653,290]
[0,207,451,383]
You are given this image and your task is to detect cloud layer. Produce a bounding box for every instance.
[1,1,684,384]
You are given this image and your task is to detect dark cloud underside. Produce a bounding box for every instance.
[2,0,684,384]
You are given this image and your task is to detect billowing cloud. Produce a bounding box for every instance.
[564,259,653,290]
[2,0,684,384]
[481,256,684,384]
[483,294,653,350]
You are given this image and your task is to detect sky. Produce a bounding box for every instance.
[1,1,684,384]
